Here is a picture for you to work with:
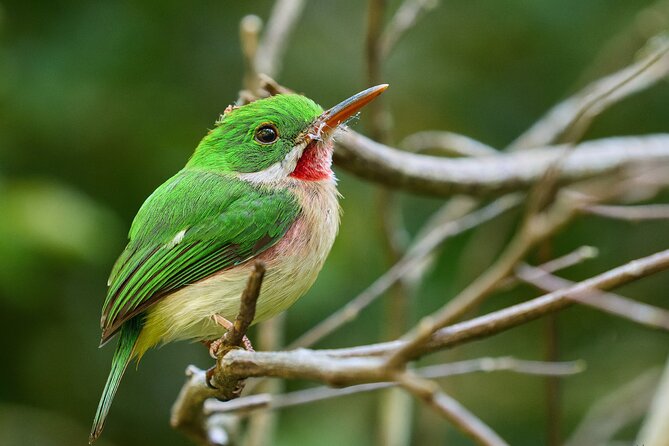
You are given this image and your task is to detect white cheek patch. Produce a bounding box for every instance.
[237,141,308,185]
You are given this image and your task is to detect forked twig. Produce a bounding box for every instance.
[171,263,266,444]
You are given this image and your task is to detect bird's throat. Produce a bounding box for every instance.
[290,142,333,181]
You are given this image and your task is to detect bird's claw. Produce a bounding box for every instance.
[205,366,218,389]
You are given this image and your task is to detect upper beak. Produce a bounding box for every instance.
[308,84,389,141]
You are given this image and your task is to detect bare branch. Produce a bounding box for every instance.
[173,248,669,445]
[380,0,440,58]
[206,357,584,415]
[582,203,669,221]
[289,195,521,349]
[254,0,306,78]
[205,249,669,379]
[172,263,266,444]
[239,15,262,94]
[334,131,669,197]
[400,130,498,157]
[398,373,509,446]
[327,247,669,360]
[509,36,669,149]
[516,263,669,331]
[224,262,265,349]
[386,192,581,369]
[637,355,669,446]
[565,368,661,446]
[242,314,285,446]
[171,366,222,445]
[498,245,599,290]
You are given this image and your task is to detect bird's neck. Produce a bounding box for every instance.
[289,141,334,181]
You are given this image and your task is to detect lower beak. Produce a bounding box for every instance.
[308,84,389,141]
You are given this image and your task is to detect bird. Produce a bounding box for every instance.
[89,84,388,442]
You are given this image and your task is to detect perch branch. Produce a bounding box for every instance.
[171,262,266,444]
[223,263,265,348]
[188,249,669,389]
[322,247,669,360]
[206,357,584,415]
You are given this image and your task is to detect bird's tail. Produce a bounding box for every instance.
[89,318,141,443]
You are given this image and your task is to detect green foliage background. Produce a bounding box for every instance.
[1,1,669,445]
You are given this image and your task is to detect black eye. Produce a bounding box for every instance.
[255,124,279,144]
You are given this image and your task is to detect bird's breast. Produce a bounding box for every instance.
[135,178,339,353]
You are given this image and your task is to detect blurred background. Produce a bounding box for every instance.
[1,1,669,445]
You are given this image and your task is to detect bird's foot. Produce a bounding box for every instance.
[203,338,224,359]
[204,315,254,359]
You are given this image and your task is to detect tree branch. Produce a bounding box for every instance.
[171,262,265,444]
[334,131,669,197]
[397,373,509,446]
[289,195,521,349]
[582,203,669,221]
[508,36,669,149]
[254,0,306,78]
[184,249,669,388]
[516,263,669,331]
[205,357,584,415]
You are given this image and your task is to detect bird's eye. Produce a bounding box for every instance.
[254,124,279,144]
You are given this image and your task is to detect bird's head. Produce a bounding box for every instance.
[187,85,388,183]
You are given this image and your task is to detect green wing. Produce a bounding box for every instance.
[100,169,300,343]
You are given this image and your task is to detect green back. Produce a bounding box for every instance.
[100,169,300,343]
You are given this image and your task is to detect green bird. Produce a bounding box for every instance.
[90,84,388,442]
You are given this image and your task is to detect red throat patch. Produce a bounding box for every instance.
[290,142,334,181]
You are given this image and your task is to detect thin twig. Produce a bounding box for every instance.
[381,0,440,58]
[239,15,262,94]
[385,192,581,369]
[334,131,669,197]
[509,36,669,149]
[582,203,669,221]
[516,263,669,331]
[636,356,669,446]
[498,245,599,290]
[224,262,266,348]
[397,373,509,446]
[565,368,661,446]
[289,195,521,349]
[242,314,285,446]
[254,0,306,78]
[320,247,669,360]
[171,263,266,444]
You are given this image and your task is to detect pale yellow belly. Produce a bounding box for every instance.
[133,179,339,357]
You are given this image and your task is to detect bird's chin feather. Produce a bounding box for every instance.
[289,140,334,181]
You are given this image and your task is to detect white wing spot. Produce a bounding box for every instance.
[166,229,187,249]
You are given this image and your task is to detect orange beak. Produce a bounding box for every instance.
[308,84,389,141]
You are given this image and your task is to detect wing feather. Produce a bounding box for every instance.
[100,170,300,343]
